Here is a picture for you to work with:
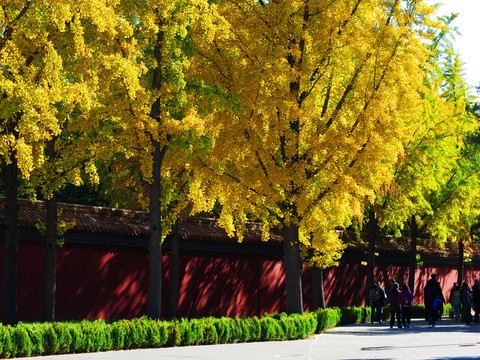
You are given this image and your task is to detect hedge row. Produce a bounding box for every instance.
[0,305,433,358]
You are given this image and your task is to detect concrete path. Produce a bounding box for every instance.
[15,317,480,360]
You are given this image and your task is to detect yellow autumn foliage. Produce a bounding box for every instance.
[189,0,436,264]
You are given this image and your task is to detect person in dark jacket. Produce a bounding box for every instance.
[388,282,402,328]
[461,281,473,324]
[424,273,445,327]
[471,279,480,323]
[449,282,461,321]
[369,282,386,323]
[386,278,397,301]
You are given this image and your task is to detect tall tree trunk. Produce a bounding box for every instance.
[2,154,19,325]
[457,238,464,285]
[42,139,58,322]
[311,267,326,309]
[42,194,58,322]
[147,24,166,320]
[283,223,303,314]
[408,214,417,294]
[148,141,167,319]
[365,210,377,306]
[168,218,180,319]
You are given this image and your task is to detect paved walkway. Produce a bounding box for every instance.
[15,317,480,360]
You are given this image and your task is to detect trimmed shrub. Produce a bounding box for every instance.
[340,307,363,325]
[143,320,167,348]
[233,318,249,342]
[166,321,182,347]
[184,318,203,346]
[260,316,283,341]
[277,315,294,340]
[289,314,306,339]
[0,326,14,358]
[303,313,318,336]
[315,307,341,332]
[155,321,169,347]
[0,327,3,358]
[43,325,59,355]
[53,323,73,354]
[212,317,233,343]
[24,324,44,356]
[110,321,126,350]
[12,325,33,357]
[203,321,219,345]
[123,318,149,350]
[246,316,262,342]
[68,324,84,353]
[442,303,451,316]
[361,306,370,323]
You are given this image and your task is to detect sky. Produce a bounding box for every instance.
[431,0,480,91]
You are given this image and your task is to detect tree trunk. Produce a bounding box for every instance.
[311,267,326,309]
[365,210,377,306]
[2,154,19,325]
[457,238,464,285]
[42,139,58,322]
[148,141,166,319]
[42,195,58,322]
[147,24,166,320]
[168,218,180,319]
[283,223,303,314]
[408,214,417,294]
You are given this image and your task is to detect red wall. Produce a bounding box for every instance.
[322,262,480,306]
[2,242,480,322]
[1,243,291,321]
[1,245,150,322]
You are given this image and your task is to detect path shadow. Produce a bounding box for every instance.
[329,318,480,337]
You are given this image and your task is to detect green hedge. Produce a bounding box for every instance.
[0,304,437,358]
[0,313,317,358]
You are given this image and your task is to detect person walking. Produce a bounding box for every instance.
[460,281,473,325]
[471,279,480,323]
[399,282,414,328]
[370,282,386,323]
[424,273,445,327]
[386,278,397,301]
[449,282,461,321]
[388,282,402,328]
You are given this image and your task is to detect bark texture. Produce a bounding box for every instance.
[283,223,303,314]
[2,155,19,325]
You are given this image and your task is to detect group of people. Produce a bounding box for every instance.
[448,279,480,324]
[369,274,480,329]
[369,279,414,328]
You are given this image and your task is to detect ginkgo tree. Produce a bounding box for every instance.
[29,1,147,322]
[0,0,141,324]
[378,16,480,291]
[420,50,480,280]
[0,1,76,325]
[1,0,229,324]
[190,0,435,314]
[101,0,229,320]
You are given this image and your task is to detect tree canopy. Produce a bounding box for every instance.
[190,0,436,313]
[3,0,480,322]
